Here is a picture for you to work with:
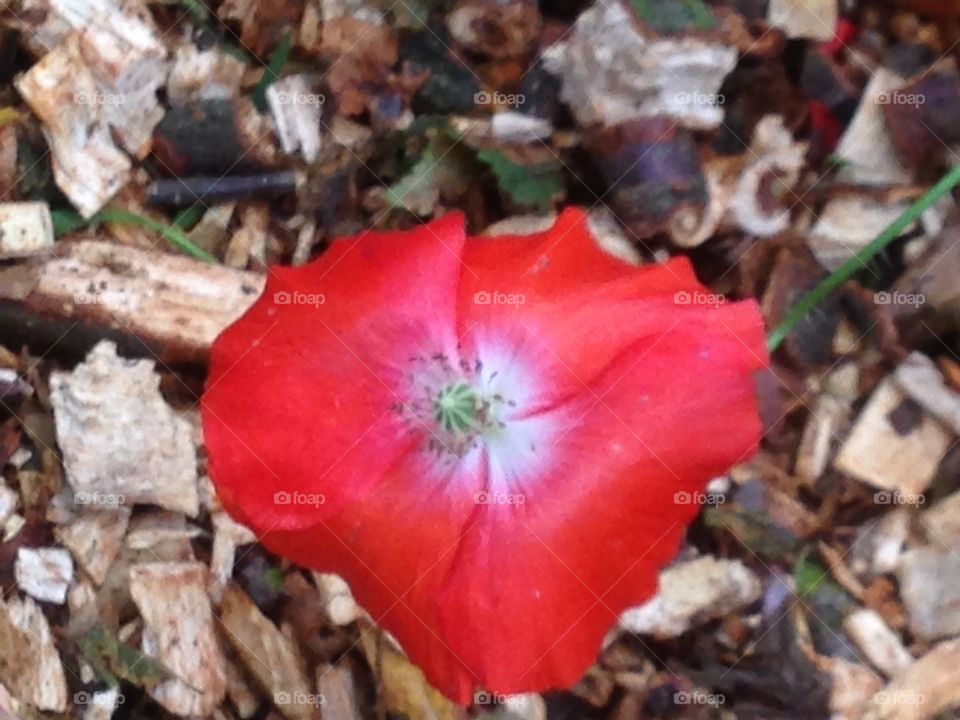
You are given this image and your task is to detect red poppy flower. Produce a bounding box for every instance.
[202,208,766,704]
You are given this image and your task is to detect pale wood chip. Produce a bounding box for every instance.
[809,197,914,272]
[219,584,313,720]
[267,75,324,163]
[835,69,912,186]
[311,572,364,626]
[14,547,73,604]
[921,490,960,547]
[315,663,362,720]
[830,658,885,720]
[844,609,913,678]
[224,654,261,719]
[0,594,68,712]
[128,562,227,716]
[865,639,960,720]
[125,511,202,550]
[55,507,131,585]
[834,378,951,498]
[893,352,960,436]
[0,203,54,260]
[50,341,200,516]
[209,511,256,604]
[767,0,837,41]
[896,547,960,641]
[15,0,168,216]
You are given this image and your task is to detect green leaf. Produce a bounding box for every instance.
[51,206,217,263]
[173,204,206,231]
[386,146,442,214]
[51,209,88,236]
[476,149,564,210]
[630,0,715,33]
[704,505,801,561]
[767,163,960,352]
[77,624,173,690]
[252,32,294,112]
[263,565,285,592]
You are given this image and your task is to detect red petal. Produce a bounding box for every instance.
[202,214,466,533]
[436,301,766,695]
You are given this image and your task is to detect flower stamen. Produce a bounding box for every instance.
[435,381,480,435]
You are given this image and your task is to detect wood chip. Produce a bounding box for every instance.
[14,0,168,216]
[796,393,851,483]
[542,0,737,129]
[767,0,837,41]
[167,43,246,104]
[209,511,256,604]
[844,609,913,677]
[125,511,202,550]
[851,509,911,577]
[619,556,762,639]
[128,562,227,716]
[14,547,74,604]
[893,352,960,436]
[830,658,884,720]
[50,341,200,516]
[11,240,264,362]
[809,196,914,272]
[0,203,54,260]
[896,547,960,641]
[219,584,314,720]
[224,655,261,719]
[55,507,131,585]
[315,663,361,720]
[834,378,951,498]
[267,75,324,163]
[311,572,364,626]
[835,68,912,186]
[864,639,960,720]
[0,594,68,712]
[920,489,960,547]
